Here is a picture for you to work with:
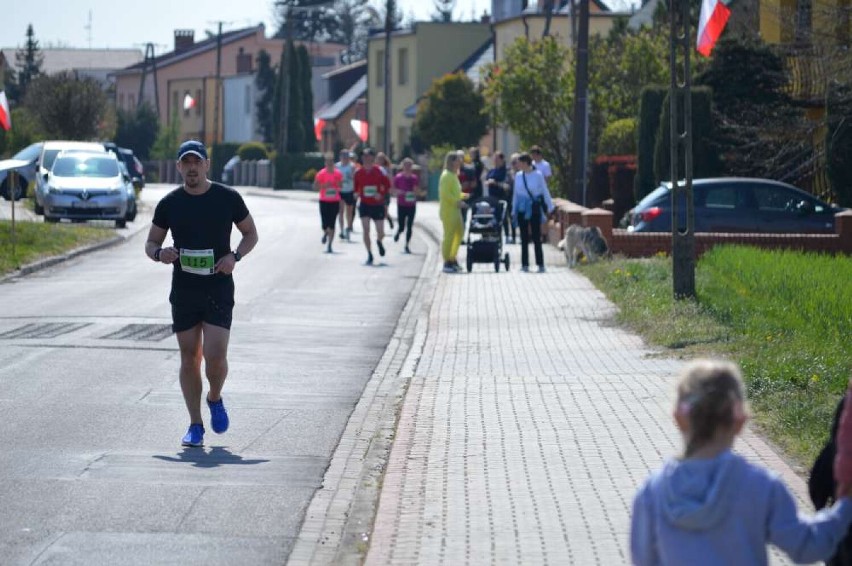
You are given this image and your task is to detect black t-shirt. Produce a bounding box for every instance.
[152,182,250,289]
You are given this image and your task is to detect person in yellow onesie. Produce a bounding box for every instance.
[439,150,469,273]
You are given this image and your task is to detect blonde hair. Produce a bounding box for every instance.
[676,359,747,457]
[443,150,462,171]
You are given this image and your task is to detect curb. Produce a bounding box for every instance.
[287,215,442,566]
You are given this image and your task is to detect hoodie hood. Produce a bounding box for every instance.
[658,449,744,531]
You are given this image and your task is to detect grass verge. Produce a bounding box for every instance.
[0,220,117,276]
[580,246,852,467]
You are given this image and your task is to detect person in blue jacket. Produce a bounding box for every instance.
[631,359,852,566]
[511,152,554,273]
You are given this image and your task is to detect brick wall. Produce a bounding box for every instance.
[548,202,852,257]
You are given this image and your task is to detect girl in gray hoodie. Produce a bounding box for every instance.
[631,360,852,565]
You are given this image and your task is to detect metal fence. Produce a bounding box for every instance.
[144,159,276,188]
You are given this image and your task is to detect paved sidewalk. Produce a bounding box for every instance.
[363,208,813,565]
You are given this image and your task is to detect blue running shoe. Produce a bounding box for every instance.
[181,423,205,447]
[207,397,230,434]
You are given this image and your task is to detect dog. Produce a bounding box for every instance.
[558,225,610,268]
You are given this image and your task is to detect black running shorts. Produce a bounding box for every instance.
[320,200,340,230]
[170,280,235,333]
[341,192,356,206]
[359,203,385,220]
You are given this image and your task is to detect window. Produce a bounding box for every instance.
[397,126,409,149]
[245,84,251,115]
[376,126,386,150]
[398,48,408,85]
[376,50,385,87]
[703,186,737,209]
[795,0,812,43]
[753,186,798,212]
[184,91,192,117]
[173,91,179,117]
[196,89,202,116]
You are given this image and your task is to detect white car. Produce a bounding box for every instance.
[33,141,106,215]
[42,151,129,228]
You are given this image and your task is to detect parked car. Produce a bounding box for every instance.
[117,161,138,222]
[104,142,145,190]
[0,142,42,200]
[221,155,241,185]
[42,151,129,228]
[34,141,107,214]
[626,178,845,234]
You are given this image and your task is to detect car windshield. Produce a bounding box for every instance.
[53,156,119,178]
[13,143,42,162]
[42,149,62,170]
[636,185,670,208]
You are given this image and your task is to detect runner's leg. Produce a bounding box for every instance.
[362,216,372,254]
[406,207,415,244]
[202,323,231,402]
[176,324,204,424]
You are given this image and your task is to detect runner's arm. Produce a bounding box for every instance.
[145,224,178,264]
[214,213,259,274]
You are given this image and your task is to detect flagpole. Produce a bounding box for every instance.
[9,169,16,261]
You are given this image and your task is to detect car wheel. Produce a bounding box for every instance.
[33,199,44,215]
[115,219,127,228]
[125,202,137,222]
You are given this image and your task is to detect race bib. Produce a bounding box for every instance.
[325,188,338,198]
[363,186,378,198]
[180,248,215,276]
[404,192,417,203]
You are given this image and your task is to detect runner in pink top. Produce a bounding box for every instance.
[392,158,422,254]
[314,153,343,253]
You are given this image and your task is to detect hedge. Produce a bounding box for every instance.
[635,85,668,202]
[274,152,324,189]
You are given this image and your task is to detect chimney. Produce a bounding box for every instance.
[236,47,253,74]
[174,29,195,52]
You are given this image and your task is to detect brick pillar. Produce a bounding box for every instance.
[836,210,852,254]
[582,208,613,243]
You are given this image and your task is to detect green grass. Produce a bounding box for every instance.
[581,247,852,466]
[0,220,116,276]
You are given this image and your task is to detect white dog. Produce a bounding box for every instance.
[558,225,610,268]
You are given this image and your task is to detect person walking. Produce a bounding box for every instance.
[529,145,552,184]
[512,152,554,272]
[439,150,468,273]
[336,149,356,240]
[484,151,512,241]
[354,148,390,265]
[392,157,421,254]
[315,153,342,253]
[145,140,259,447]
[631,359,852,566]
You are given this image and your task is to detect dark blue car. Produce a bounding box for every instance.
[627,178,845,234]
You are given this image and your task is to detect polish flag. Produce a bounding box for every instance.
[314,118,326,142]
[0,91,11,131]
[697,0,732,57]
[183,93,196,111]
[350,119,369,142]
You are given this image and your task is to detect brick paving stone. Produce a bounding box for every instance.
[365,212,819,565]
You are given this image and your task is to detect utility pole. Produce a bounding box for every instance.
[137,43,161,118]
[212,21,226,145]
[570,0,590,204]
[383,0,394,155]
[669,0,696,298]
[279,7,294,156]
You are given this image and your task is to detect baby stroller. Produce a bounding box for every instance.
[465,196,511,272]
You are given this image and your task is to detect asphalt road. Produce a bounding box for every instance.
[0,184,427,565]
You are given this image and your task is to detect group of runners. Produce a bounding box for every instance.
[314,147,424,264]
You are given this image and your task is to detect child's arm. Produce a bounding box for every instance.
[630,486,661,566]
[767,479,852,563]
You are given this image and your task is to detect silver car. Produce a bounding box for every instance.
[33,140,107,214]
[42,151,130,228]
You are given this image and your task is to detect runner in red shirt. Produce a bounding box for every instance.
[354,148,391,265]
[314,153,343,254]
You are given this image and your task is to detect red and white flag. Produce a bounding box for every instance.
[0,91,11,131]
[697,0,733,57]
[350,119,369,142]
[314,118,326,142]
[183,93,196,111]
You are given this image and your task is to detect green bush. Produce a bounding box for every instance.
[210,143,241,182]
[274,152,324,189]
[635,85,668,201]
[237,141,270,161]
[654,86,720,184]
[599,118,637,156]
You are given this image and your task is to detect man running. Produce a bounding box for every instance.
[336,149,356,240]
[315,153,342,253]
[145,140,259,447]
[353,148,390,265]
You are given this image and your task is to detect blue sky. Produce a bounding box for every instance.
[3,0,492,53]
